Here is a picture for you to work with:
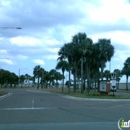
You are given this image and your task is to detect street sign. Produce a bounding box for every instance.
[100,81,106,92]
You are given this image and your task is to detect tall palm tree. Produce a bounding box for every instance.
[49,69,57,87]
[33,65,41,89]
[58,43,74,93]
[113,69,122,89]
[72,33,84,93]
[122,57,130,91]
[39,68,45,89]
[97,39,114,80]
[103,70,111,80]
[72,32,93,93]
[56,60,69,92]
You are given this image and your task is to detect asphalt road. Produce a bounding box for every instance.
[0,89,130,130]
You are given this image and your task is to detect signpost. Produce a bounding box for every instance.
[111,73,116,96]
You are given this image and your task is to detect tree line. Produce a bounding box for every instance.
[0,32,130,91]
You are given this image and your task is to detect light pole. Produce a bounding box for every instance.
[0,27,22,30]
[19,68,27,87]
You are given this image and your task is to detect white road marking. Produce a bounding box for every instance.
[0,107,56,110]
[0,93,13,100]
[27,90,50,93]
[32,96,34,108]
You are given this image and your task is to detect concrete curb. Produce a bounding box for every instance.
[63,95,130,102]
[0,93,12,100]
[27,89,130,102]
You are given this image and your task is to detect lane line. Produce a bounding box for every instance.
[27,90,50,93]
[0,107,57,111]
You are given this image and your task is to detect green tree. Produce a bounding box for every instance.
[113,69,122,89]
[103,70,111,80]
[33,65,41,89]
[58,43,74,93]
[56,60,68,92]
[122,57,130,91]
[97,39,114,80]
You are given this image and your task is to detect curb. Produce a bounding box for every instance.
[63,95,130,102]
[0,93,12,100]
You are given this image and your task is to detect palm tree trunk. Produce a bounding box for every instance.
[68,67,71,93]
[41,72,43,89]
[126,75,128,91]
[37,76,39,89]
[81,56,84,93]
[101,61,104,81]
[86,57,90,94]
[74,66,77,93]
[62,71,64,92]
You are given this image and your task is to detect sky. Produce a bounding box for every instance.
[0,0,130,82]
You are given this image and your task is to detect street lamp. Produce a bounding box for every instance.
[0,27,22,30]
[19,68,27,87]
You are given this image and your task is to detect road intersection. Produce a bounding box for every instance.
[0,89,129,130]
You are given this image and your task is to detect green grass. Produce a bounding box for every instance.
[0,91,8,96]
[30,88,130,99]
[118,89,130,94]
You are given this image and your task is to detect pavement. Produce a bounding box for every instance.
[0,92,13,100]
[0,89,130,130]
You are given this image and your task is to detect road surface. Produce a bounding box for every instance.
[0,89,130,130]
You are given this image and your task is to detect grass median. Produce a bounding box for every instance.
[30,87,130,99]
[0,90,8,96]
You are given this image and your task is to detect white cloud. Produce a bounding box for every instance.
[42,55,58,60]
[0,59,13,65]
[17,54,28,60]
[88,0,130,24]
[10,36,43,47]
[32,59,45,65]
[46,48,60,53]
[90,31,130,46]
[0,49,8,54]
[44,39,60,46]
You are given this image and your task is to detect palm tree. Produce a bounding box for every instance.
[58,43,74,93]
[84,38,93,94]
[72,33,85,93]
[44,71,50,88]
[122,57,130,91]
[103,70,111,80]
[72,32,93,93]
[56,60,69,92]
[49,69,57,87]
[33,65,41,89]
[97,39,114,80]
[54,71,63,88]
[113,69,122,89]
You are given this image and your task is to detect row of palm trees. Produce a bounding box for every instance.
[33,65,63,89]
[1,32,130,91]
[56,32,115,93]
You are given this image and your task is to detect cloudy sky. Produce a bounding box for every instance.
[0,0,130,82]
